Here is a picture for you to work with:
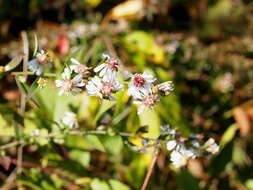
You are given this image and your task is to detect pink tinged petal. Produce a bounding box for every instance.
[94,63,105,72]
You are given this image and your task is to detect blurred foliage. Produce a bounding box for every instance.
[0,0,253,190]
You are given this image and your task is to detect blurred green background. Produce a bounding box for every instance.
[0,0,253,189]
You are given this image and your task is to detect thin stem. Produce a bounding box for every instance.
[21,31,28,82]
[141,151,159,190]
[17,145,24,175]
[0,141,20,150]
[11,71,58,77]
[0,130,158,150]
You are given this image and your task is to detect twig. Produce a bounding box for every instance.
[140,151,159,190]
[17,145,24,175]
[0,130,158,150]
[21,31,28,83]
[11,71,57,77]
[0,141,20,150]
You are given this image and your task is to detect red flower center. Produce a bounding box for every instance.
[63,80,73,92]
[143,94,159,108]
[107,58,118,70]
[133,75,145,87]
[101,82,113,97]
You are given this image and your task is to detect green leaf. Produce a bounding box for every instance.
[93,100,116,125]
[90,178,130,190]
[101,135,123,155]
[108,179,130,190]
[84,135,105,152]
[209,140,234,175]
[69,150,90,168]
[91,178,110,190]
[33,34,38,57]
[139,109,160,138]
[220,124,238,147]
[176,171,200,190]
[245,179,253,190]
[4,54,23,72]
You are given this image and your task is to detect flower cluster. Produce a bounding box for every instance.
[55,58,87,96]
[162,125,219,168]
[128,72,174,114]
[28,50,52,75]
[86,54,122,101]
[53,54,174,114]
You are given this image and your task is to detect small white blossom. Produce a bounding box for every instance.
[53,138,65,144]
[94,54,119,82]
[62,112,78,129]
[86,76,122,101]
[167,140,177,151]
[170,145,196,168]
[28,50,51,75]
[204,138,219,154]
[55,67,85,96]
[70,58,89,77]
[128,72,156,99]
[167,40,180,54]
[30,129,40,137]
[160,125,176,135]
[133,92,159,114]
[156,81,174,96]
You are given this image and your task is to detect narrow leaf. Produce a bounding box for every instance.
[4,55,23,72]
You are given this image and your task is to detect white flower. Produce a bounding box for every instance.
[128,71,156,99]
[62,112,78,129]
[70,58,89,76]
[160,125,176,135]
[28,50,51,75]
[30,129,40,137]
[28,59,44,75]
[170,144,196,168]
[170,150,187,168]
[167,40,180,54]
[86,76,122,101]
[204,138,219,154]
[94,54,119,82]
[133,93,159,114]
[156,81,174,96]
[167,140,177,151]
[55,67,85,96]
